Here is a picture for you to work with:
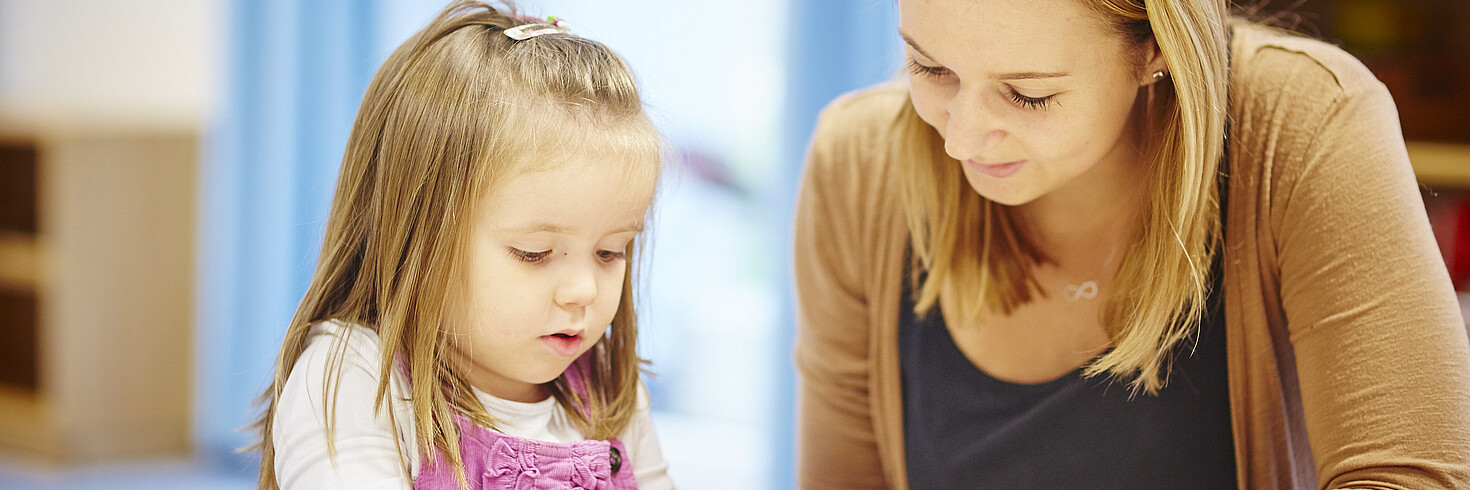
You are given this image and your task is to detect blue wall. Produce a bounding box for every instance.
[195,0,382,473]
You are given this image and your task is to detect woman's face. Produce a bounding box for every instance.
[899,0,1158,207]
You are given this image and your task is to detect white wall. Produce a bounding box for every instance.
[0,0,222,130]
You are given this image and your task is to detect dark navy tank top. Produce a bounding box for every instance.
[899,263,1237,489]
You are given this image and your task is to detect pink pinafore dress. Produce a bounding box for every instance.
[412,360,637,490]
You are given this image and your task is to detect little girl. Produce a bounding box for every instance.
[251,2,674,489]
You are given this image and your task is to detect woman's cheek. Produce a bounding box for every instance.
[907,79,949,135]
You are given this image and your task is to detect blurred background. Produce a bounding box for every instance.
[0,0,1464,489]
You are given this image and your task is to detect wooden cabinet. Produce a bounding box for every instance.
[1409,142,1470,189]
[0,127,196,461]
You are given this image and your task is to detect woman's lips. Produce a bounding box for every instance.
[540,332,583,357]
[966,159,1026,178]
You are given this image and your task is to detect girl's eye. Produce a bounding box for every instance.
[597,249,627,263]
[1008,88,1055,110]
[508,248,551,263]
[906,59,951,79]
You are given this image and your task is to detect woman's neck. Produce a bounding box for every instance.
[1013,142,1148,271]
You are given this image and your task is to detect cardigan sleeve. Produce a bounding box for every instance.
[793,93,892,490]
[1260,46,1470,488]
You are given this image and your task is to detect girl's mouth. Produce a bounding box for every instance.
[540,332,583,357]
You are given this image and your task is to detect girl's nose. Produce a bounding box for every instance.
[553,261,598,308]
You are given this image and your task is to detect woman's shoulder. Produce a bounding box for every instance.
[1229,20,1390,115]
[803,82,912,204]
[817,82,911,129]
[1227,20,1405,182]
[810,82,912,156]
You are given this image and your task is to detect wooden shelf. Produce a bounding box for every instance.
[0,385,52,457]
[1409,141,1470,189]
[0,234,39,292]
[0,130,196,462]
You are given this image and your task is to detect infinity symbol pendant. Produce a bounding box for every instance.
[1064,281,1099,301]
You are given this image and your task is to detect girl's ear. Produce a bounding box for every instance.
[1138,37,1169,86]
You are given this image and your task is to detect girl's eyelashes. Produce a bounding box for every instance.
[1008,88,1056,110]
[597,249,627,263]
[508,247,551,263]
[507,247,626,264]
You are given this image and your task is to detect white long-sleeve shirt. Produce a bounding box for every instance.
[272,320,674,489]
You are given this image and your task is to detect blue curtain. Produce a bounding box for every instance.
[775,1,901,487]
[195,0,384,475]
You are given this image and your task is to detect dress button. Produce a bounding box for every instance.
[609,446,623,475]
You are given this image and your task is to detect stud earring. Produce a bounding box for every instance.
[1152,70,1167,80]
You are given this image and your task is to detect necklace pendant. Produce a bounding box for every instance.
[1064,280,1099,301]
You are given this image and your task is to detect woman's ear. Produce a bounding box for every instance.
[1139,37,1169,86]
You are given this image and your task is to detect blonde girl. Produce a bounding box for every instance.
[252,2,674,488]
[794,0,1470,488]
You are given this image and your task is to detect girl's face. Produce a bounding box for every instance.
[899,0,1157,207]
[449,149,655,403]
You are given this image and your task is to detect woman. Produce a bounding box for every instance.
[792,0,1470,488]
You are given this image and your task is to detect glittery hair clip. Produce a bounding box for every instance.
[504,16,570,41]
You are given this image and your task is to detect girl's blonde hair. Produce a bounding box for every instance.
[898,0,1229,394]
[251,1,660,487]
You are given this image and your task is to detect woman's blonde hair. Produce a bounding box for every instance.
[898,0,1229,394]
[250,1,660,488]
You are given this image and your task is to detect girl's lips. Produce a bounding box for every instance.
[540,333,583,357]
[966,159,1026,178]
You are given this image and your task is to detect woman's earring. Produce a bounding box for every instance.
[1146,72,1160,133]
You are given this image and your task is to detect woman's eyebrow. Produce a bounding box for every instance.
[994,71,1071,80]
[901,30,1070,80]
[899,31,934,59]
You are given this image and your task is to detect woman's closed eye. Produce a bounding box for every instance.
[1007,88,1056,110]
[909,58,1058,111]
[906,58,951,79]
[507,247,551,263]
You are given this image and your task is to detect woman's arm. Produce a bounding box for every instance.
[793,94,891,490]
[1263,47,1470,488]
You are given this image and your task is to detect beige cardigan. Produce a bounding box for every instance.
[793,23,1470,489]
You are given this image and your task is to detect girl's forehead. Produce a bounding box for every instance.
[502,132,660,185]
[479,105,661,206]
[502,108,659,166]
[479,152,656,236]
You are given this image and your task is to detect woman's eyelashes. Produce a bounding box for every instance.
[1007,88,1056,110]
[906,58,951,78]
[906,58,1058,111]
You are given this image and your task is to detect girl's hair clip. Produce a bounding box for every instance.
[504,16,570,41]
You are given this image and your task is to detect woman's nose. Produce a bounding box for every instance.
[943,90,1006,161]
